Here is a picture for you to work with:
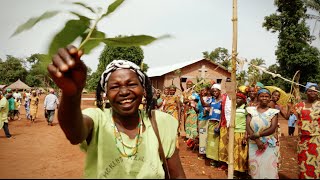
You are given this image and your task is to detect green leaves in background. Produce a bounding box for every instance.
[100,35,170,47]
[102,0,125,18]
[11,11,59,37]
[48,17,90,57]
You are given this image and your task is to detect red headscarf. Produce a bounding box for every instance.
[236,92,247,101]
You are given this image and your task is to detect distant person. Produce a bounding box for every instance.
[23,89,31,119]
[44,88,59,126]
[0,91,12,138]
[6,89,15,121]
[13,89,22,102]
[13,97,21,120]
[29,90,39,123]
[288,110,297,136]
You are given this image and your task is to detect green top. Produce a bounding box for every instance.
[235,104,247,133]
[80,108,178,179]
[8,97,15,111]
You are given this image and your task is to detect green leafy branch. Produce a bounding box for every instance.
[11,0,169,59]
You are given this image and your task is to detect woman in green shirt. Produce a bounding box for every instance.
[47,45,186,179]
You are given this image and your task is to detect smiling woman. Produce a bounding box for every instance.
[47,45,186,179]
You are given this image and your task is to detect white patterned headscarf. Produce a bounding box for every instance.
[100,60,146,93]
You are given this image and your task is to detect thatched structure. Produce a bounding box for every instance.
[6,79,31,90]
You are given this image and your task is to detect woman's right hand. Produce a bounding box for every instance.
[47,45,87,97]
[255,139,265,150]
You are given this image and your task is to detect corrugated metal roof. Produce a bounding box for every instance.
[146,58,229,77]
[146,59,202,77]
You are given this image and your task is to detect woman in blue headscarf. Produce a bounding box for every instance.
[246,88,280,179]
[294,82,320,179]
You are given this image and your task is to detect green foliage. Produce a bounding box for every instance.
[263,0,320,91]
[102,0,125,17]
[49,17,91,56]
[12,0,168,58]
[25,54,52,87]
[100,35,169,47]
[80,29,105,54]
[0,56,28,85]
[193,77,212,93]
[247,58,266,86]
[236,70,247,86]
[72,2,95,13]
[11,11,59,37]
[202,47,230,69]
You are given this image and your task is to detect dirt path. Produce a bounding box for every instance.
[0,93,299,178]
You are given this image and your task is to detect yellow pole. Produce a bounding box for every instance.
[227,0,238,179]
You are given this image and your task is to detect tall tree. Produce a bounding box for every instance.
[263,0,320,91]
[25,54,52,87]
[236,70,247,86]
[247,58,266,85]
[203,47,231,70]
[0,55,28,85]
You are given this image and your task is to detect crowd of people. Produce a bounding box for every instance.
[149,79,319,179]
[1,45,319,179]
[0,87,60,138]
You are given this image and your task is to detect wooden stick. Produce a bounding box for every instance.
[227,0,238,178]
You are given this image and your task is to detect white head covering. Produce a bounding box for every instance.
[100,60,146,93]
[211,84,221,91]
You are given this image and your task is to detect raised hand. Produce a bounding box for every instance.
[47,45,87,97]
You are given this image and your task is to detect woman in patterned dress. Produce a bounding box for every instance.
[246,88,279,179]
[29,90,39,123]
[294,82,320,179]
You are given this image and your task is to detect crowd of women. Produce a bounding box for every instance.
[47,45,319,179]
[152,80,320,179]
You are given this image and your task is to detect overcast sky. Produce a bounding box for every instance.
[1,0,319,72]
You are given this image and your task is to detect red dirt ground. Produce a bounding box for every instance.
[0,93,299,178]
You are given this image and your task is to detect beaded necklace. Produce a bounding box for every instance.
[112,111,143,158]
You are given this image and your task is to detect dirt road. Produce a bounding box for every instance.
[0,93,299,178]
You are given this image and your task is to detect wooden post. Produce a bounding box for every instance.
[227,0,238,179]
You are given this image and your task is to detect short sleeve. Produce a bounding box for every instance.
[155,110,179,158]
[79,108,104,152]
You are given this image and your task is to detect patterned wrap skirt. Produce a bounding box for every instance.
[234,132,248,172]
[219,126,229,163]
[206,120,220,160]
[297,135,320,179]
[198,120,209,154]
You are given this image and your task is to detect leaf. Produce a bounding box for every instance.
[48,18,90,57]
[11,11,60,37]
[80,29,106,54]
[100,34,170,47]
[69,11,92,21]
[72,2,95,13]
[101,0,125,18]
